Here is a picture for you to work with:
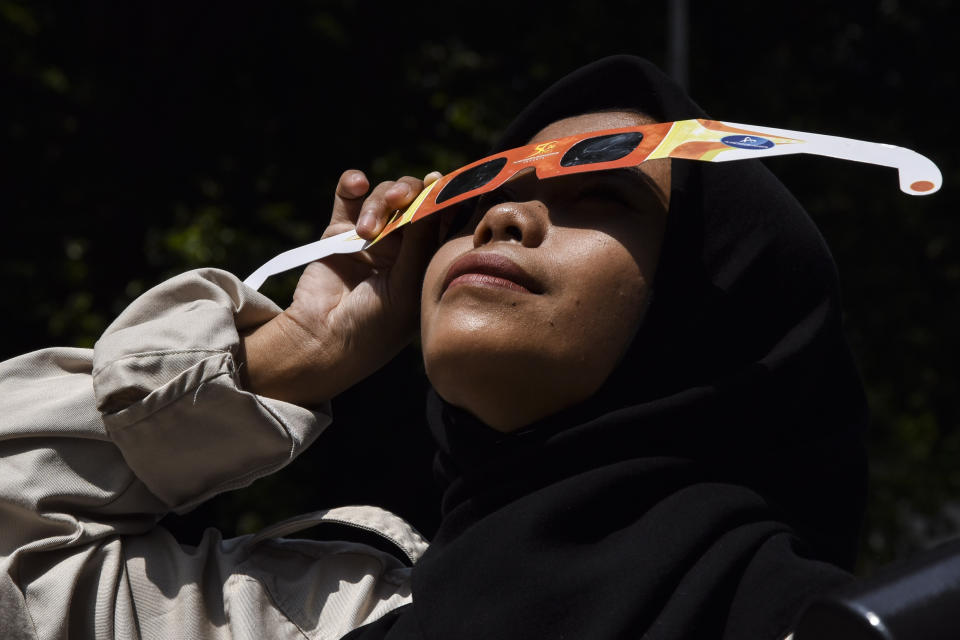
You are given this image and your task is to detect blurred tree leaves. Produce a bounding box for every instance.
[1,0,957,572]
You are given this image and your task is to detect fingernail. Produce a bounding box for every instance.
[357,211,377,235]
[424,171,443,186]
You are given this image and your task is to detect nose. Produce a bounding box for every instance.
[472,198,548,249]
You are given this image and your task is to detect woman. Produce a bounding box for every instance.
[0,56,865,639]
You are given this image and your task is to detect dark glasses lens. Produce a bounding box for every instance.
[436,157,508,204]
[560,132,645,168]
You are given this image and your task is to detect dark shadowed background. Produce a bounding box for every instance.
[1,0,957,573]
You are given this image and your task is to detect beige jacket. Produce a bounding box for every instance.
[0,269,428,640]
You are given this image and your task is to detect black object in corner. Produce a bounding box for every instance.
[794,537,960,640]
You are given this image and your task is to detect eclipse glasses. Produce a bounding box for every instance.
[245,118,942,291]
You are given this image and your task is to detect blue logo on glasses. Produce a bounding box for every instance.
[721,135,775,150]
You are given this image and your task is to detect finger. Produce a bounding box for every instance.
[355,179,396,239]
[327,170,370,234]
[356,176,425,240]
[423,170,443,186]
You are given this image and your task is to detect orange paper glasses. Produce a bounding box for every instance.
[243,118,941,291]
[374,124,673,240]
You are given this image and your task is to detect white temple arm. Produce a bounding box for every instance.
[717,121,942,196]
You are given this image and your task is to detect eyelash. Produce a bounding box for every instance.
[478,187,519,208]
[475,183,636,214]
[576,185,633,208]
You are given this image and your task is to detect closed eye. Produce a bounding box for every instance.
[476,185,524,212]
[576,185,634,209]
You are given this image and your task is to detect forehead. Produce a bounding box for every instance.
[530,111,671,207]
[529,111,658,144]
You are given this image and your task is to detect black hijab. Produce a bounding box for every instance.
[346,55,868,640]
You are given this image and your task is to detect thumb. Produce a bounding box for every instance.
[325,169,370,237]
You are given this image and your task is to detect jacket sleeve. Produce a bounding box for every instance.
[0,267,332,560]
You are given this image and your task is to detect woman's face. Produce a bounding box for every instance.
[420,111,671,431]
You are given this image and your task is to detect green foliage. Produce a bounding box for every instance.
[1,0,957,572]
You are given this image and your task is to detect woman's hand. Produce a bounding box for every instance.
[240,169,443,405]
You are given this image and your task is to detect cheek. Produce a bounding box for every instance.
[549,233,650,363]
[419,225,655,398]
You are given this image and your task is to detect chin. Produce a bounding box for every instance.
[423,330,606,432]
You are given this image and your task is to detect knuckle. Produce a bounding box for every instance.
[362,192,387,211]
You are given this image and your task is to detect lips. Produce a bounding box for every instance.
[442,251,542,296]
